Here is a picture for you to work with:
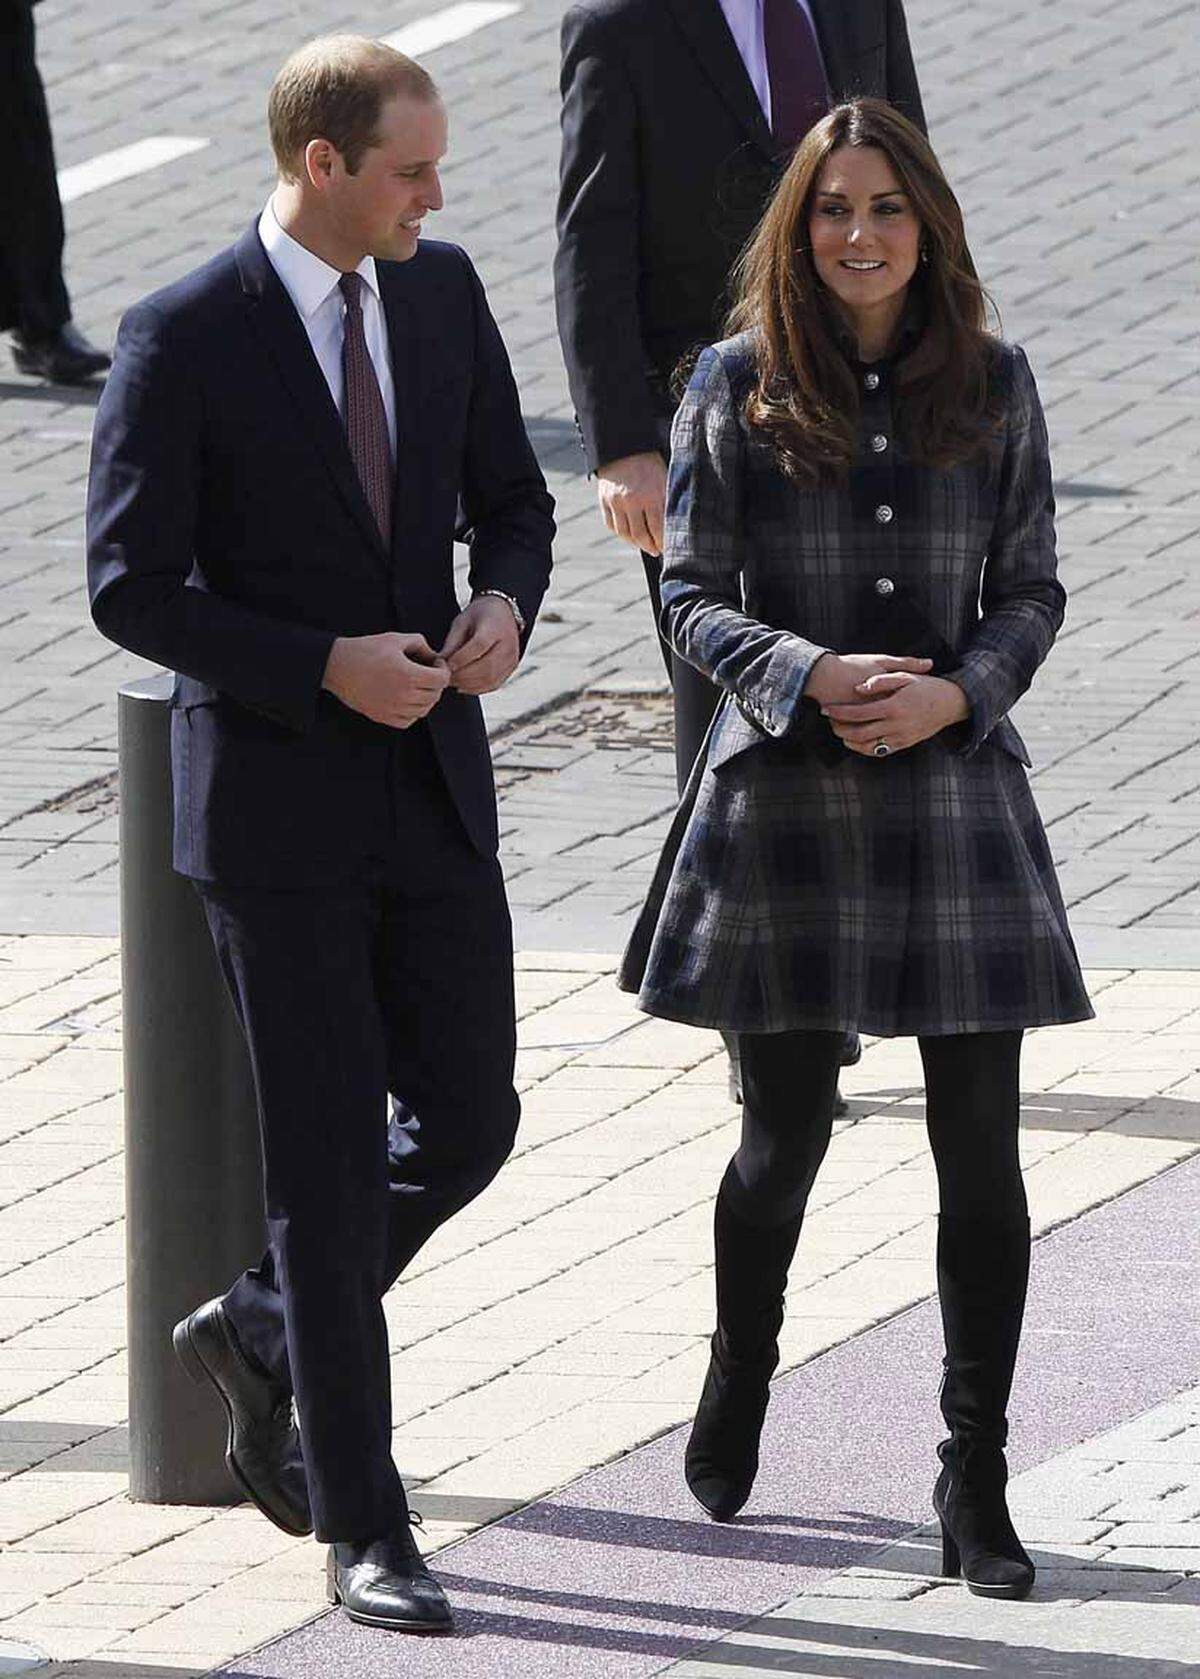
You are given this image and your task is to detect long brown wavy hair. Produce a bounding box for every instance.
[728,98,1002,483]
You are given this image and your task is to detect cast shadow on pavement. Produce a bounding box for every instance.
[0,377,103,408]
[842,1088,1200,1144]
[686,1611,1196,1678]
[217,1536,1196,1671]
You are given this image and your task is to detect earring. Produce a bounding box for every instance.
[920,244,931,265]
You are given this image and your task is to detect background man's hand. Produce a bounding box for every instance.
[439,596,521,696]
[322,632,449,728]
[804,653,934,707]
[596,451,668,555]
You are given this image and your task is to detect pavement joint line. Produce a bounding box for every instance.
[57,137,211,205]
[383,2,523,57]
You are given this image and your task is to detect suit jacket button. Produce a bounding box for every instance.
[874,504,894,524]
[870,433,888,452]
[864,371,881,391]
[875,576,895,596]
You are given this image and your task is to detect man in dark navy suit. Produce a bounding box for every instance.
[87,35,553,1634]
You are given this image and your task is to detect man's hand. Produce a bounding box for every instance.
[439,596,521,696]
[805,653,935,707]
[322,632,450,729]
[596,451,668,555]
[821,671,970,757]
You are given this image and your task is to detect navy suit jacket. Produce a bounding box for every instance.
[87,224,555,886]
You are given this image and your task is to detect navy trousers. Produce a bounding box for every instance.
[197,729,518,1543]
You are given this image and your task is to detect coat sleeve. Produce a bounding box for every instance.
[455,251,556,650]
[553,4,663,473]
[885,0,927,135]
[945,346,1066,755]
[660,347,829,737]
[85,302,336,732]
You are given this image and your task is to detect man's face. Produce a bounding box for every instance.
[325,94,447,263]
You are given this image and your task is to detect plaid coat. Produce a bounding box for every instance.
[620,333,1093,1037]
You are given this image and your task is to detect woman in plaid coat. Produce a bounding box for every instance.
[620,99,1092,1600]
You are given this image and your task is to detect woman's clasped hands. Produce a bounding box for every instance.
[805,652,970,758]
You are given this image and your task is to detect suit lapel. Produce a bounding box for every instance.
[234,222,388,565]
[663,0,774,157]
[807,0,860,94]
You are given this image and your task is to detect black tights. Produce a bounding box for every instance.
[723,1029,1026,1230]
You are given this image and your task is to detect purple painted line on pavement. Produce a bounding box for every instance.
[222,1150,1200,1679]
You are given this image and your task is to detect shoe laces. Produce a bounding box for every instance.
[268,1393,296,1445]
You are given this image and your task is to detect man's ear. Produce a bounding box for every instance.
[304,137,336,190]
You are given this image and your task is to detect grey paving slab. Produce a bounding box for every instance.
[219,1150,1200,1677]
[0,0,1197,953]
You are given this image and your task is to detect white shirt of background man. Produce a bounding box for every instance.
[718,0,828,129]
[257,196,398,457]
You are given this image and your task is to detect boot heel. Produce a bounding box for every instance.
[939,1519,961,1579]
[172,1319,205,1386]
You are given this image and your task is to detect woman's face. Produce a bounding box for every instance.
[807,144,922,325]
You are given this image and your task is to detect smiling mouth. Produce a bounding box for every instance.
[841,259,885,271]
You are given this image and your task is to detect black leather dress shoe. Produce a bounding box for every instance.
[840,1032,863,1067]
[12,322,111,384]
[327,1525,454,1632]
[173,1297,312,1536]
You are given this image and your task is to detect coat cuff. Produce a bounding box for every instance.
[737,638,832,739]
[941,662,994,756]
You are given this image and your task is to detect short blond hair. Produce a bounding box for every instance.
[268,35,438,179]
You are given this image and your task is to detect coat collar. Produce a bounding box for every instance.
[834,291,927,372]
[234,219,392,565]
[664,0,775,158]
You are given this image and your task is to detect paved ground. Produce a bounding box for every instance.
[0,940,1197,1671]
[0,0,1197,1672]
[0,0,1197,960]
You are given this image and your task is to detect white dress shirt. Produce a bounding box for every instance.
[718,0,827,130]
[257,197,397,457]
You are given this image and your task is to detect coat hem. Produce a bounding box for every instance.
[622,985,1096,1039]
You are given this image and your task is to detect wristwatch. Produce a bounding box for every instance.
[474,589,526,634]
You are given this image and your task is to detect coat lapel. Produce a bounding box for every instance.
[663,0,774,157]
[234,222,388,565]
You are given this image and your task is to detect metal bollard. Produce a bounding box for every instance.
[118,673,265,1504]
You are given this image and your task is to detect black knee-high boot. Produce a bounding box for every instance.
[933,1214,1034,1599]
[685,1182,803,1521]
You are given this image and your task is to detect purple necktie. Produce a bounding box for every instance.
[338,271,393,545]
[763,0,830,154]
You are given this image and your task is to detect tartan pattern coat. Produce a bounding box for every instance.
[619,333,1093,1037]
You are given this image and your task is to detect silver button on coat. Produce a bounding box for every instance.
[870,434,888,452]
[875,504,894,524]
[864,372,880,391]
[875,576,895,596]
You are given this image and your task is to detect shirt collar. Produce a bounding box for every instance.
[258,195,382,321]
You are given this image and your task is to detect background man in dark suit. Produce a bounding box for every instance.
[1,0,110,382]
[555,0,925,1097]
[87,35,553,1634]
[556,0,924,788]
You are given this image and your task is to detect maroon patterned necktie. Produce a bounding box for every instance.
[338,271,393,545]
[763,0,830,154]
